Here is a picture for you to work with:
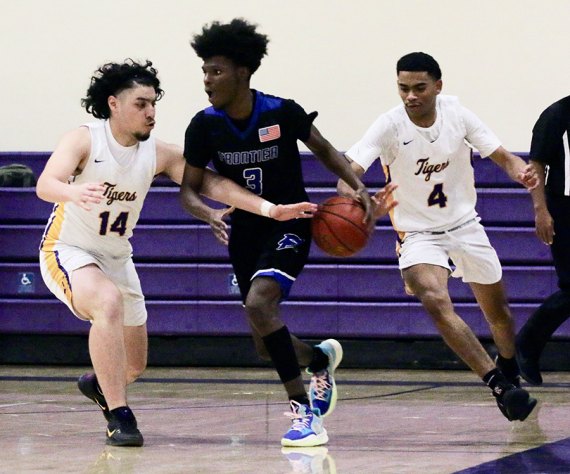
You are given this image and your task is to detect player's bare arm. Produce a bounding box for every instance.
[336,160,365,197]
[304,125,373,222]
[155,139,186,185]
[36,127,105,211]
[159,140,317,224]
[528,160,554,245]
[198,169,317,220]
[179,162,232,244]
[489,146,539,190]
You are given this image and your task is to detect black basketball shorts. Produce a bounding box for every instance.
[228,216,311,301]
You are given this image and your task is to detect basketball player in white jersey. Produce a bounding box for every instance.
[339,52,539,421]
[36,59,317,447]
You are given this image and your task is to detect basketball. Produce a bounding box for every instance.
[311,196,372,257]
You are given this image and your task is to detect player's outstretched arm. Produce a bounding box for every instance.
[337,159,366,197]
[200,168,317,219]
[304,125,373,223]
[489,146,539,190]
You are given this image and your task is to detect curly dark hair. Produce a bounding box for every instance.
[397,52,442,80]
[191,18,269,75]
[81,59,164,119]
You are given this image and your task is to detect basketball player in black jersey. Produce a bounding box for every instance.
[180,18,394,447]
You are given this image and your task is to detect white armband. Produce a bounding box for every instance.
[260,200,275,217]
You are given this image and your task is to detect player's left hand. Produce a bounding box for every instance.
[517,163,539,190]
[208,206,234,245]
[372,182,398,220]
[270,202,318,221]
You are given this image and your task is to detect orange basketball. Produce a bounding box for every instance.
[311,196,372,257]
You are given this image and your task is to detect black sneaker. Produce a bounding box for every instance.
[515,335,543,386]
[494,355,521,388]
[494,384,537,421]
[78,373,112,422]
[106,408,144,447]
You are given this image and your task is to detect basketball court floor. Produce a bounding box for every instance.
[1,366,569,473]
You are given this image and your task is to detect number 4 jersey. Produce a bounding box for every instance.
[40,120,156,259]
[347,95,501,233]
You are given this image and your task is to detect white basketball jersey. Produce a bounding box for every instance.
[347,95,501,233]
[40,120,156,258]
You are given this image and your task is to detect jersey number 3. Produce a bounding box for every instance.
[243,167,263,195]
[427,183,448,208]
[99,211,129,236]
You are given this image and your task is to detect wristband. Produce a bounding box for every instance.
[260,200,275,217]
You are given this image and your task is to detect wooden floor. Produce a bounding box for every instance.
[1,366,569,473]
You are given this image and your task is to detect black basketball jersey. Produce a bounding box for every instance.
[530,95,570,196]
[184,90,316,221]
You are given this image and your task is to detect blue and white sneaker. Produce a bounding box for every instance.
[281,401,328,447]
[308,339,343,417]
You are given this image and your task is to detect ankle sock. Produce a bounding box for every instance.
[110,406,136,425]
[496,354,519,380]
[290,394,311,407]
[483,368,512,398]
[307,346,329,373]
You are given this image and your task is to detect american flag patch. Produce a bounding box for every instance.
[258,124,281,142]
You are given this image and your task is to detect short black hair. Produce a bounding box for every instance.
[191,18,269,75]
[397,52,442,80]
[81,59,164,119]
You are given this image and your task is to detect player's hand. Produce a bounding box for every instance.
[354,187,374,224]
[72,182,106,211]
[535,208,555,245]
[270,202,318,221]
[517,163,539,190]
[372,183,398,220]
[208,206,234,245]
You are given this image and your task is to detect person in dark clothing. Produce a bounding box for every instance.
[179,18,395,447]
[516,95,570,385]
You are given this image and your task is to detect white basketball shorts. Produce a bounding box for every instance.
[398,219,502,284]
[39,244,147,326]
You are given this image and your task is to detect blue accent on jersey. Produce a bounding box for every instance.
[203,91,284,141]
[258,92,283,113]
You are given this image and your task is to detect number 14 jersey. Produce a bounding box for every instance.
[40,120,156,259]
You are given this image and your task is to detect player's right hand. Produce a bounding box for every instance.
[73,183,106,211]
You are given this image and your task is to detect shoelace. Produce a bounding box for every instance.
[310,371,331,401]
[284,401,312,431]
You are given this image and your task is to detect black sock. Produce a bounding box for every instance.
[496,354,519,380]
[483,368,512,398]
[110,406,136,425]
[290,394,310,406]
[262,326,302,384]
[308,346,329,373]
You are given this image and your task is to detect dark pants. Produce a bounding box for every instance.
[518,194,570,354]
